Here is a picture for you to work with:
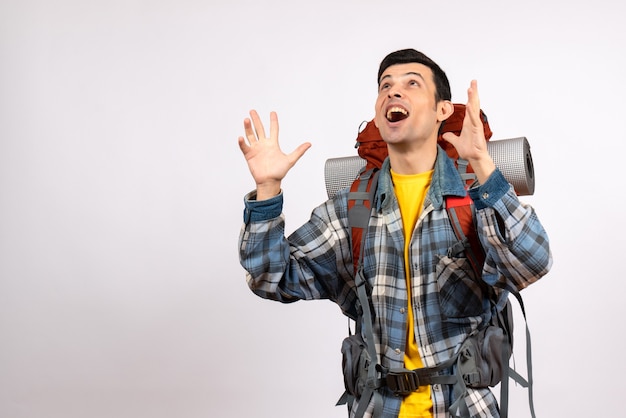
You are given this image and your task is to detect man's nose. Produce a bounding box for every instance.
[388,88,402,98]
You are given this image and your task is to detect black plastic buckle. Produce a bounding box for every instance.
[386,368,420,396]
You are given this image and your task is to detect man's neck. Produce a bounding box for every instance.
[387,141,437,175]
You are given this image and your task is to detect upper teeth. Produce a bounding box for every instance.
[387,107,408,120]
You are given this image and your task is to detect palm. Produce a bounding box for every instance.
[238,110,311,198]
[442,80,496,184]
[442,80,488,161]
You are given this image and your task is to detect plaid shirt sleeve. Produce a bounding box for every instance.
[469,169,553,292]
[238,189,358,317]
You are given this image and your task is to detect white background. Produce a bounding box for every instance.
[1,1,624,417]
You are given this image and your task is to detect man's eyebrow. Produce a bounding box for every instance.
[405,71,425,81]
[378,71,425,84]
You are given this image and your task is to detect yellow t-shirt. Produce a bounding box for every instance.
[390,168,434,418]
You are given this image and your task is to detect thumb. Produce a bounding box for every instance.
[287,142,312,165]
[441,132,458,145]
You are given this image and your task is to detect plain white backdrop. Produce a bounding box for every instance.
[1,1,624,417]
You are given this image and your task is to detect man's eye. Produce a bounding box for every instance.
[409,80,420,86]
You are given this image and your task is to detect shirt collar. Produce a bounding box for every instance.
[376,145,467,212]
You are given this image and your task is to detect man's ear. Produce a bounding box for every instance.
[437,100,454,123]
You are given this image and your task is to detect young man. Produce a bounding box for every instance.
[237,49,552,417]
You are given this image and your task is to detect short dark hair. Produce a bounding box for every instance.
[377,49,451,102]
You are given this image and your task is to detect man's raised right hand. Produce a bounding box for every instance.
[237,110,311,200]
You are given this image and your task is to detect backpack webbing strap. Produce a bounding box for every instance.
[455,158,478,184]
[384,360,458,396]
[498,288,536,418]
[353,267,383,418]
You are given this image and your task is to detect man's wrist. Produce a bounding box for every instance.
[255,182,281,201]
[468,155,496,185]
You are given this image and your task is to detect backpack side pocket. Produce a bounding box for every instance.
[340,333,371,397]
[458,325,509,388]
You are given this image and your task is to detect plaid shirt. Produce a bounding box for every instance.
[239,147,552,417]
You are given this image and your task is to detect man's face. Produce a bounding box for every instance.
[374,63,443,147]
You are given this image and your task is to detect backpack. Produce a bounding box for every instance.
[334,105,536,418]
[348,103,491,274]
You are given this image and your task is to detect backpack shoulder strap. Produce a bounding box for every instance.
[445,192,485,279]
[444,156,486,279]
[345,168,384,418]
[347,167,379,274]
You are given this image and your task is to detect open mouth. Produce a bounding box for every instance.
[386,106,409,122]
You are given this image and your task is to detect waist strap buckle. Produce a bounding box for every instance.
[386,368,420,396]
